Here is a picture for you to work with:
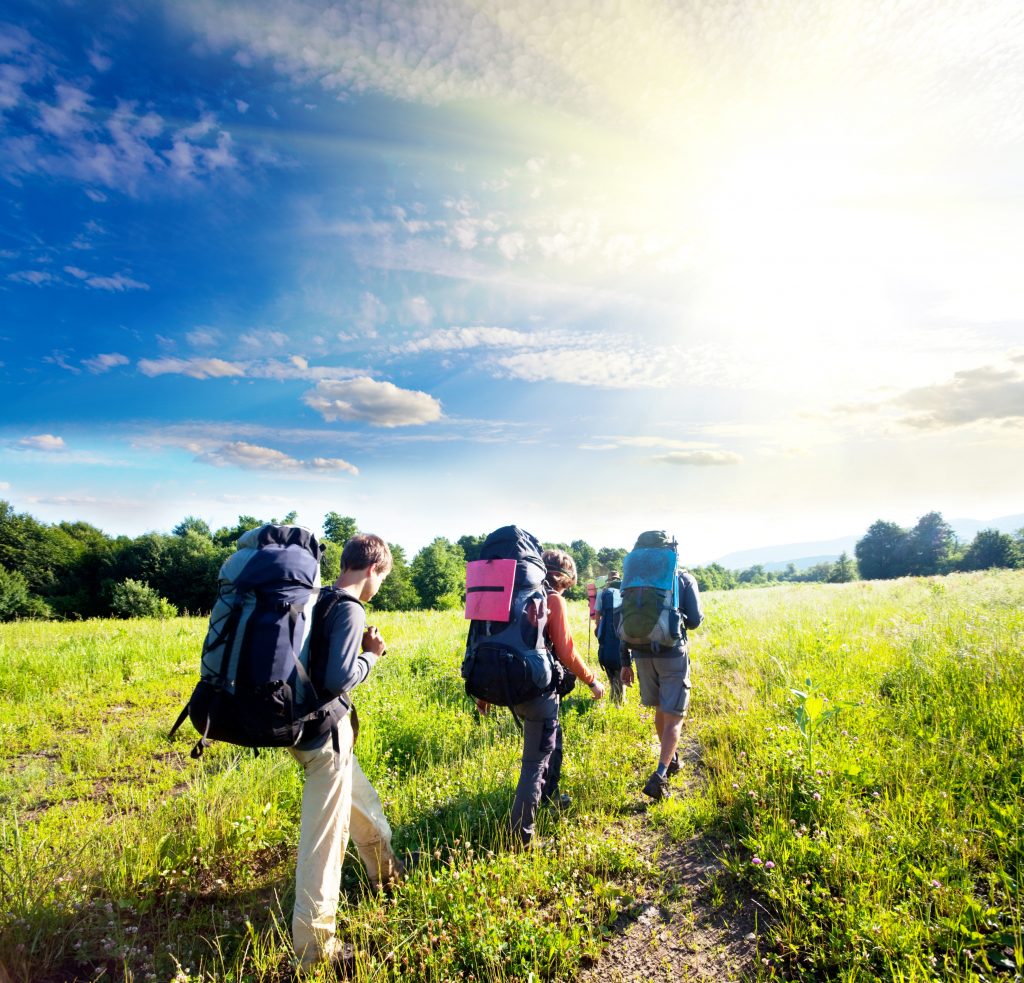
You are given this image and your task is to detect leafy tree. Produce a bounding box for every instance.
[372,543,420,611]
[411,538,465,609]
[959,529,1021,571]
[320,540,342,584]
[110,579,178,619]
[691,563,737,591]
[0,500,66,593]
[0,566,50,620]
[907,511,956,575]
[323,512,358,545]
[281,510,299,525]
[829,552,858,583]
[159,532,230,614]
[569,539,597,582]
[213,515,264,547]
[855,520,910,580]
[596,546,628,576]
[737,564,775,586]
[457,534,486,563]
[172,516,213,538]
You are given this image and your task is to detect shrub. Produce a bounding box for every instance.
[110,578,178,619]
[0,566,51,620]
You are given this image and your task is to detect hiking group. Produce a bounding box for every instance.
[171,522,702,971]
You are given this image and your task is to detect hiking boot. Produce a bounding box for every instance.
[666,752,681,779]
[295,938,356,977]
[642,770,669,802]
[542,792,572,811]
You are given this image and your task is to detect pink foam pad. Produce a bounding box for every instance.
[464,559,517,620]
[586,582,597,618]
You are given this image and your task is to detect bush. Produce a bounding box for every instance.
[110,578,178,619]
[0,566,51,621]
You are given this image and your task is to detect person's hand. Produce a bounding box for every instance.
[475,698,490,715]
[589,679,605,700]
[362,625,386,657]
[620,665,634,687]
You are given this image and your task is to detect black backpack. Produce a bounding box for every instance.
[169,524,349,758]
[461,525,561,706]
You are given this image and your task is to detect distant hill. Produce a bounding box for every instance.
[715,513,1024,572]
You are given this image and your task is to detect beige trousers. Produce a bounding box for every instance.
[289,713,399,966]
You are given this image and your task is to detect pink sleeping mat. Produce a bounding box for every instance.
[464,559,517,620]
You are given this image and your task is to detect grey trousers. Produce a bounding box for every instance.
[510,690,562,843]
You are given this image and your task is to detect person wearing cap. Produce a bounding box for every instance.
[477,548,606,846]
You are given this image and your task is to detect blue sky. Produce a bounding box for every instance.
[2,0,1023,563]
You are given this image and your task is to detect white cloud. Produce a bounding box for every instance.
[0,29,245,194]
[6,269,57,285]
[0,481,10,491]
[892,361,1024,430]
[397,326,531,353]
[239,329,289,349]
[138,357,245,379]
[19,433,66,451]
[186,328,220,347]
[497,347,676,389]
[198,441,359,473]
[654,450,743,466]
[63,265,149,291]
[304,376,442,427]
[402,295,434,327]
[82,352,129,373]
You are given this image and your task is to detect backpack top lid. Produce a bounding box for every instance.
[224,524,323,594]
[478,525,546,587]
[633,530,677,551]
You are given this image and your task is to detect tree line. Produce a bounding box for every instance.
[1,501,1020,622]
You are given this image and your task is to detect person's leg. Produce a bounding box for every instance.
[539,706,564,803]
[290,714,354,967]
[349,754,404,889]
[510,691,559,843]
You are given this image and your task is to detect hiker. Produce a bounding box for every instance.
[291,533,404,971]
[594,570,624,703]
[476,548,606,846]
[617,531,703,802]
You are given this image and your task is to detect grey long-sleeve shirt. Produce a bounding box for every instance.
[295,586,379,750]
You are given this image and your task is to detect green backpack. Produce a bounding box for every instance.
[618,531,682,647]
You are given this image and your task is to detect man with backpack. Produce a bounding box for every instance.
[291,533,404,971]
[594,571,624,703]
[617,531,703,802]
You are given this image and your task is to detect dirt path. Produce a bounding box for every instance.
[579,742,762,983]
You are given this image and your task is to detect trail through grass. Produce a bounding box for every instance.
[1,572,1022,981]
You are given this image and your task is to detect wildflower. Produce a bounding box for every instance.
[751,856,763,866]
[812,791,822,801]
[872,791,880,799]
[731,782,739,789]
[930,879,941,889]
[765,861,775,870]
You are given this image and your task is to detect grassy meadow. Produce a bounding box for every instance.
[1,571,1022,981]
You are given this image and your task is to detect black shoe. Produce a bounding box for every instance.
[642,771,669,802]
[666,753,680,778]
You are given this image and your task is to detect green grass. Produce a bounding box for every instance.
[1,572,1023,981]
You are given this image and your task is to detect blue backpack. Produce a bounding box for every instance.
[618,531,683,648]
[169,524,349,758]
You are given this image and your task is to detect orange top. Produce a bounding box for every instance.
[546,592,597,686]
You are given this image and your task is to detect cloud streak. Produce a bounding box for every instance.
[198,441,358,473]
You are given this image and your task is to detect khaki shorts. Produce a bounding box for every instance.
[635,654,690,716]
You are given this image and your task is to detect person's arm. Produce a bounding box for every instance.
[680,572,704,630]
[321,595,380,695]
[546,594,602,696]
